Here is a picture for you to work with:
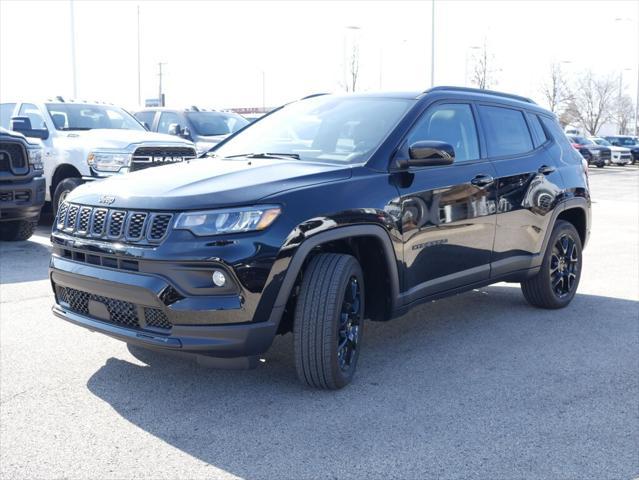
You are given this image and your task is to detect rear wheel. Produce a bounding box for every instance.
[521,220,582,309]
[0,219,38,241]
[293,253,364,389]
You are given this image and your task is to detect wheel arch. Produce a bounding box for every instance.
[557,206,587,246]
[270,225,401,329]
[50,164,82,199]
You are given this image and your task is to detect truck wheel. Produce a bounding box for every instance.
[0,219,38,241]
[294,253,365,389]
[53,177,83,215]
[521,220,582,309]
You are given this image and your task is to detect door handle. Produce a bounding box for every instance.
[538,165,556,175]
[470,174,494,187]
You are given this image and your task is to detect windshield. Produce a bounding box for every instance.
[213,95,414,164]
[592,138,611,146]
[46,103,145,131]
[570,136,592,145]
[615,137,637,146]
[186,112,249,136]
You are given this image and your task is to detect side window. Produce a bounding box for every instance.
[406,103,479,162]
[527,113,548,148]
[135,111,155,130]
[18,103,47,129]
[478,105,533,157]
[0,103,16,129]
[157,112,181,133]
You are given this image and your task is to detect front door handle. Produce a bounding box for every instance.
[470,174,494,187]
[538,165,556,175]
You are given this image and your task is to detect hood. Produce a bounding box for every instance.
[67,157,352,210]
[60,129,193,149]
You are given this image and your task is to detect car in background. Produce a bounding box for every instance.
[589,137,632,165]
[603,135,639,163]
[0,128,45,240]
[1,99,196,213]
[134,107,249,155]
[566,135,610,168]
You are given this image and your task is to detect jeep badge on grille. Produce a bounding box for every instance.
[99,195,116,205]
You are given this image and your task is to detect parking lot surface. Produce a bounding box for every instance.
[1,166,638,480]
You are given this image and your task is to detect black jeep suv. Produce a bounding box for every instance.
[0,128,45,240]
[50,87,590,389]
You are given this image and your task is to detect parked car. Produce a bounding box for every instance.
[566,135,610,167]
[589,137,632,165]
[0,128,45,240]
[603,135,639,163]
[0,99,197,213]
[50,87,590,389]
[134,107,249,155]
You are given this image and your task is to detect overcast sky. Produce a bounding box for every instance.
[1,0,637,111]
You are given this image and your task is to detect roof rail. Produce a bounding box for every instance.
[425,86,536,104]
[300,92,330,100]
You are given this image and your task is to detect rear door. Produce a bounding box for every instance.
[396,102,497,302]
[476,104,564,276]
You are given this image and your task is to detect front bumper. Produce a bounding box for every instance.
[50,256,279,358]
[0,176,45,221]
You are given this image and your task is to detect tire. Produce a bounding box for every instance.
[293,253,365,389]
[596,162,604,168]
[53,177,83,216]
[0,219,38,241]
[521,220,582,309]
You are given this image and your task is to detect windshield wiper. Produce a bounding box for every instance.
[225,152,300,160]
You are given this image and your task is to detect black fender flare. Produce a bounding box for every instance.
[537,196,590,264]
[266,224,401,324]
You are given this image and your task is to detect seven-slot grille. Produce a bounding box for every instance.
[130,146,196,172]
[57,202,172,244]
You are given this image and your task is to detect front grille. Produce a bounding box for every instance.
[56,285,173,331]
[0,192,13,202]
[56,202,173,245]
[600,150,611,160]
[0,142,27,173]
[131,146,196,172]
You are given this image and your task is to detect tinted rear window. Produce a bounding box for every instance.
[478,105,533,157]
[527,114,548,148]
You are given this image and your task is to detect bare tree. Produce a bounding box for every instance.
[348,42,360,92]
[541,63,572,113]
[470,42,497,90]
[564,71,618,136]
[614,94,635,135]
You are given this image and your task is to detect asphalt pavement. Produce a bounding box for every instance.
[1,166,638,479]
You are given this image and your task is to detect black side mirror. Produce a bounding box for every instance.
[10,116,49,140]
[181,126,192,140]
[167,123,182,136]
[400,141,454,168]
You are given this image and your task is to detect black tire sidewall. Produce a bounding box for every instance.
[53,177,83,215]
[540,221,583,307]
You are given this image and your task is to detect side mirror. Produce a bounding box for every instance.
[402,141,454,167]
[181,126,192,140]
[167,123,182,136]
[10,116,49,140]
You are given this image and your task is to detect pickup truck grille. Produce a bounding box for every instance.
[0,141,27,173]
[56,202,173,244]
[130,146,196,172]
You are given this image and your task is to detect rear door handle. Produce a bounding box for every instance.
[538,165,556,175]
[470,174,494,187]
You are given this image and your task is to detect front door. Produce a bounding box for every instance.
[395,102,497,304]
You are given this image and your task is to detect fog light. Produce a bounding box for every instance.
[212,270,226,287]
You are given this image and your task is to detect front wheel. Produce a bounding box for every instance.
[293,253,365,389]
[521,220,582,309]
[53,177,83,216]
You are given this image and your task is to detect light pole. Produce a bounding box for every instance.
[464,45,481,86]
[157,62,167,107]
[69,0,77,98]
[137,5,141,106]
[430,0,435,87]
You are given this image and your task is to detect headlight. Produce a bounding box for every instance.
[591,150,600,157]
[27,147,43,170]
[87,151,131,172]
[175,206,281,236]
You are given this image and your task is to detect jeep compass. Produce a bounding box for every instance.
[50,87,591,389]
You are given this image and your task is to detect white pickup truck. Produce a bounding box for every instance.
[0,99,196,212]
